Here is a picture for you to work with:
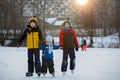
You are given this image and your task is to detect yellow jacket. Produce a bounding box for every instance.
[18,27,42,49]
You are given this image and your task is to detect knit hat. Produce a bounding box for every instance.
[63,21,72,28]
[29,16,38,26]
[29,16,37,22]
[46,35,53,42]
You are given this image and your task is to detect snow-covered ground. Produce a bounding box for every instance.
[2,33,119,48]
[0,47,120,80]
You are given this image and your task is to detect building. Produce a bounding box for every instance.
[22,0,75,25]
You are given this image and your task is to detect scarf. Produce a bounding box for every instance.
[48,43,53,54]
[63,26,71,31]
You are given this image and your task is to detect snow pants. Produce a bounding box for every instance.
[61,48,76,72]
[41,59,54,74]
[27,49,41,73]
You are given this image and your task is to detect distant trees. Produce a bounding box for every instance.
[38,0,47,37]
[115,0,120,46]
[0,0,120,47]
[0,0,10,45]
[0,0,24,46]
[72,0,119,47]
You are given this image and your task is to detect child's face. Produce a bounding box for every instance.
[46,41,52,45]
[65,23,70,27]
[30,22,36,28]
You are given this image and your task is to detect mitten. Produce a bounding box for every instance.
[27,25,31,28]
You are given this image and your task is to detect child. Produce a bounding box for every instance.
[81,37,87,51]
[17,16,43,77]
[59,21,79,75]
[39,35,60,77]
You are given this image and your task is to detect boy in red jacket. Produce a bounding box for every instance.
[59,21,79,75]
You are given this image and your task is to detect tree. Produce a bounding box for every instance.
[115,0,120,47]
[84,0,95,47]
[0,0,10,45]
[0,0,25,46]
[10,0,25,39]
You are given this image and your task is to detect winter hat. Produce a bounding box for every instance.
[63,21,72,28]
[29,16,38,26]
[29,16,37,22]
[46,35,53,42]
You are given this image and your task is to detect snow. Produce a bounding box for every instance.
[54,21,64,25]
[53,33,119,48]
[4,40,12,46]
[0,47,120,80]
[92,34,119,48]
[45,18,57,24]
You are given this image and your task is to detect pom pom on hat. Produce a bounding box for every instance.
[46,35,53,42]
[29,16,37,22]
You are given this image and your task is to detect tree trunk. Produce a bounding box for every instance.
[119,33,120,48]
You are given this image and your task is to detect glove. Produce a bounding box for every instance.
[60,45,63,50]
[27,25,31,28]
[75,45,79,51]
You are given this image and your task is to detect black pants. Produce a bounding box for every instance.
[42,59,54,74]
[28,49,41,73]
[61,48,76,72]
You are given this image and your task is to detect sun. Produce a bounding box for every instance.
[76,0,88,5]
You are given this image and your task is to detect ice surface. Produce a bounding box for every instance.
[0,47,120,80]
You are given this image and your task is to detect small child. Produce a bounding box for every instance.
[81,38,87,51]
[39,35,60,77]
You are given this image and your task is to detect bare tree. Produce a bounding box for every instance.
[0,0,10,45]
[115,0,120,47]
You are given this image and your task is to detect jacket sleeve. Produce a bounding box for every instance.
[73,29,79,46]
[53,45,60,50]
[59,29,64,47]
[39,42,45,50]
[39,44,44,50]
[38,28,43,43]
[18,29,27,44]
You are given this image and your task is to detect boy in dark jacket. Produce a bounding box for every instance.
[17,16,43,77]
[59,21,79,75]
[39,35,60,77]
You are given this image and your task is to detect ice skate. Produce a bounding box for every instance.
[71,70,74,74]
[51,73,55,77]
[42,73,46,76]
[26,72,33,77]
[37,72,41,77]
[62,72,66,75]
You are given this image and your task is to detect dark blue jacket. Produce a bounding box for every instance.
[39,42,60,59]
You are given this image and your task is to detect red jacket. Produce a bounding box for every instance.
[59,28,79,47]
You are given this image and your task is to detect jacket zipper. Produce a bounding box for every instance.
[32,32,34,49]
